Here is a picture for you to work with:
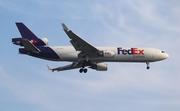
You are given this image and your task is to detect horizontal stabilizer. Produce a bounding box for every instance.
[22,39,40,53]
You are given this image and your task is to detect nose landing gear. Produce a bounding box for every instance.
[146,62,150,69]
[147,66,150,69]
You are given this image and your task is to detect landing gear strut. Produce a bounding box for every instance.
[79,59,92,73]
[146,62,150,70]
[79,68,88,73]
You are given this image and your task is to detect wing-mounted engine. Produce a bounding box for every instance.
[98,50,115,58]
[12,38,48,46]
[89,63,108,71]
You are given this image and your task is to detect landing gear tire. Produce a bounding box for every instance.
[146,62,150,70]
[84,68,87,73]
[147,66,150,70]
[79,68,88,73]
[79,68,84,73]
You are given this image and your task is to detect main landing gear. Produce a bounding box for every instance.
[79,59,92,73]
[146,62,150,70]
[79,68,88,73]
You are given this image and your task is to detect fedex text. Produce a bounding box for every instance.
[117,47,144,55]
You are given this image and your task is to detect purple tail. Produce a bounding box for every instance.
[12,22,48,46]
[16,22,38,40]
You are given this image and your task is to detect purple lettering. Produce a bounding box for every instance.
[117,47,123,54]
[117,47,144,55]
[122,49,127,55]
[128,49,133,55]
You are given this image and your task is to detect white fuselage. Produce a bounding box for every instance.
[47,46,169,63]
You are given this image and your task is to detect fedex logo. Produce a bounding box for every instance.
[117,47,144,55]
[31,39,37,44]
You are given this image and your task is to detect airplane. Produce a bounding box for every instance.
[12,22,169,73]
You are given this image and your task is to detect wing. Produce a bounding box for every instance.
[47,62,82,72]
[62,23,101,58]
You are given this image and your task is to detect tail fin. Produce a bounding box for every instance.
[13,23,48,46]
[16,22,39,40]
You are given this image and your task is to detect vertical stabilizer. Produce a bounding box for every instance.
[16,22,38,40]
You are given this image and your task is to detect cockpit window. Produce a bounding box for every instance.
[161,51,165,53]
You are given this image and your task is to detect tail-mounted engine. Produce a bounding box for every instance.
[98,50,115,58]
[12,38,48,46]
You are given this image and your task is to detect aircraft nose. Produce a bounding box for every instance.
[164,53,169,59]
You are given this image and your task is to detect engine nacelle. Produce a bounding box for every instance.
[39,38,48,45]
[99,50,115,58]
[90,63,108,71]
[12,38,48,46]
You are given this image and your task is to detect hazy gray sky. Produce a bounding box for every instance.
[0,0,180,111]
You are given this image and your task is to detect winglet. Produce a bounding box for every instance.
[62,23,69,31]
[47,65,52,70]
[47,65,54,72]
